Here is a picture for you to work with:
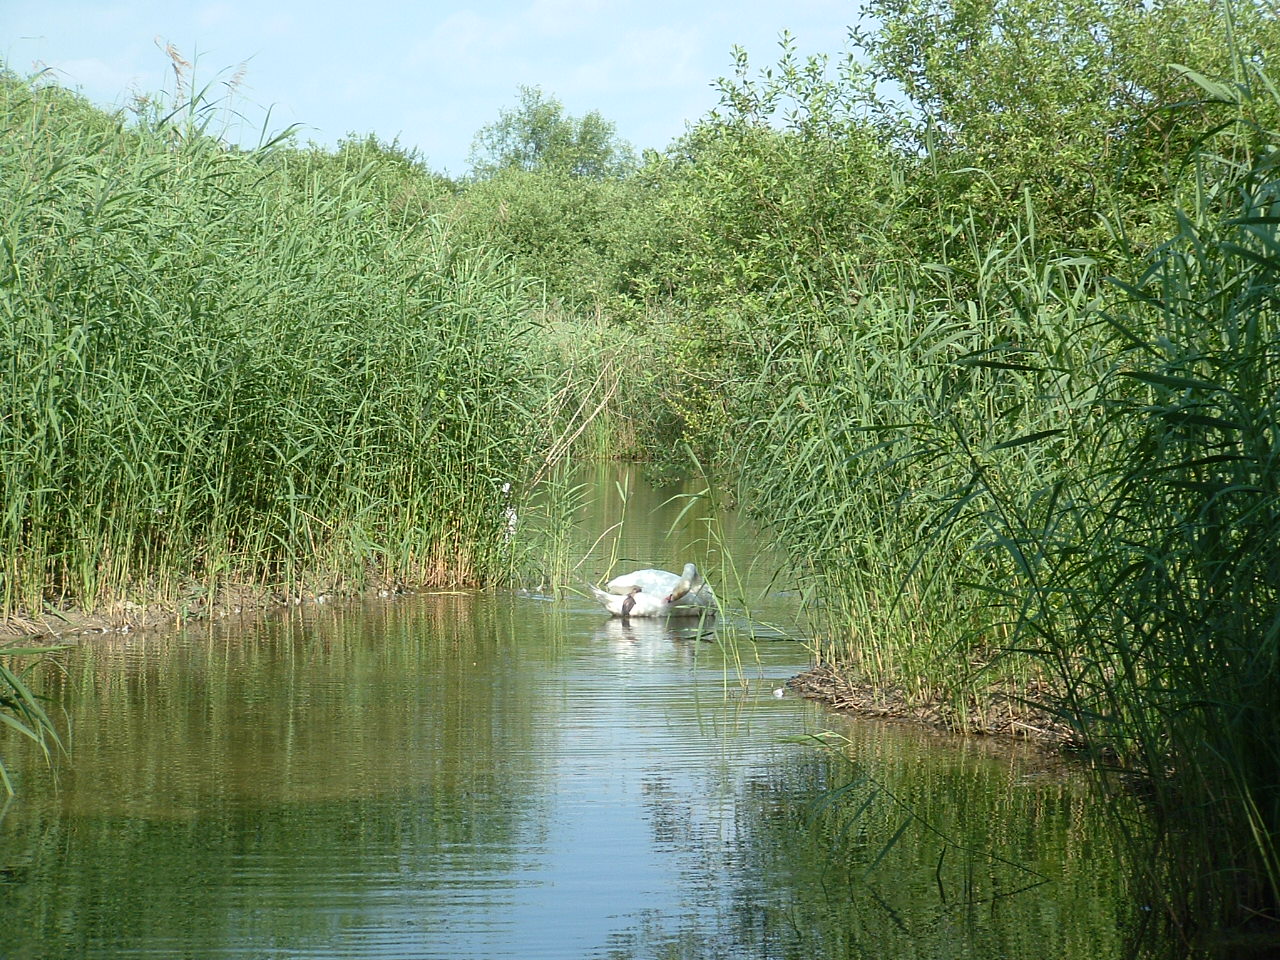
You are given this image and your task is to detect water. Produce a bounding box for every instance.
[0,469,1127,959]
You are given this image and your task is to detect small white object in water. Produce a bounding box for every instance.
[772,687,785,698]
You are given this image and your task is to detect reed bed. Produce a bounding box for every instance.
[0,69,555,619]
[976,142,1280,952]
[734,227,1102,728]
[729,62,1280,953]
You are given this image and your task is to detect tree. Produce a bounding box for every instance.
[650,36,901,306]
[863,0,1280,253]
[468,86,636,179]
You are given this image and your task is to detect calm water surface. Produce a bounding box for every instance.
[0,469,1127,959]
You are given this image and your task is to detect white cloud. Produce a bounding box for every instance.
[415,9,521,69]
[569,26,704,93]
[259,13,298,38]
[523,0,612,37]
[335,70,387,106]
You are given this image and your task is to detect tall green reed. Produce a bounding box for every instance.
[841,61,1280,952]
[728,50,1280,950]
[0,67,552,617]
[964,125,1280,951]
[733,222,1101,728]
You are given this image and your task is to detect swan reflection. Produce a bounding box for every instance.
[593,615,716,646]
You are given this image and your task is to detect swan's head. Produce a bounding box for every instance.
[665,563,701,603]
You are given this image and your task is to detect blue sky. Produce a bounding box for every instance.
[3,1,860,176]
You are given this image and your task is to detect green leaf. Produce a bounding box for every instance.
[1120,370,1220,392]
[990,429,1064,451]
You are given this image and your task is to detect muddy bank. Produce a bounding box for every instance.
[0,579,414,644]
[788,661,1080,749]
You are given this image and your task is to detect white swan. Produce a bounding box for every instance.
[588,584,668,618]
[607,562,716,610]
[593,563,717,618]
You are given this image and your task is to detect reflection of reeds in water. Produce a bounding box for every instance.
[20,590,559,807]
[716,728,1126,960]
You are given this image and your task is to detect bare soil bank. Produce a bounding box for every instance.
[0,579,411,644]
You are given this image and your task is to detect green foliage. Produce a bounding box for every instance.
[653,35,901,307]
[962,119,1280,949]
[468,85,636,180]
[637,3,1274,454]
[651,0,1280,327]
[733,233,1099,713]
[864,0,1280,256]
[315,133,458,214]
[717,23,1280,947]
[629,37,908,457]
[454,167,663,313]
[6,19,1280,933]
[453,87,674,322]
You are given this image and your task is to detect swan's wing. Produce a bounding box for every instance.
[605,568,679,595]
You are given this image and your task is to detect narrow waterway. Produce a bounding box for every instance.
[0,468,1127,959]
